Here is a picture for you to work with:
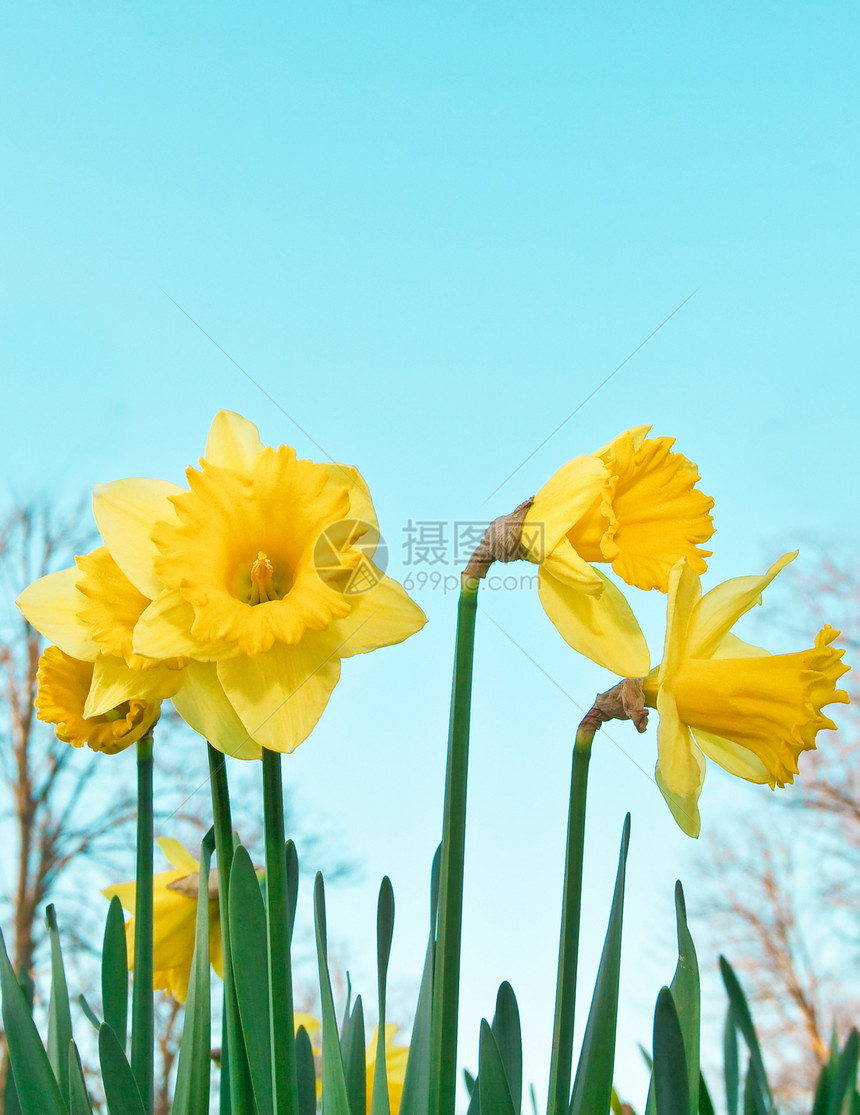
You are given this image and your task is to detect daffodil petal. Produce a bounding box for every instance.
[16,567,99,661]
[541,538,605,593]
[591,424,652,460]
[84,655,183,719]
[709,632,771,659]
[93,477,182,599]
[658,560,703,689]
[690,728,770,784]
[135,589,231,660]
[322,575,427,658]
[324,463,379,536]
[218,641,341,754]
[156,837,200,874]
[102,879,137,913]
[655,687,704,838]
[172,660,262,760]
[204,410,264,470]
[687,552,797,659]
[524,455,608,559]
[537,565,650,676]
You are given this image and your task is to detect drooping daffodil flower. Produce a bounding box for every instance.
[34,645,161,754]
[520,425,714,677]
[103,838,223,1003]
[642,552,850,837]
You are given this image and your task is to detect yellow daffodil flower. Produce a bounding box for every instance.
[16,546,186,722]
[102,838,223,1004]
[89,410,426,756]
[642,553,850,837]
[521,426,714,677]
[366,1024,409,1114]
[35,645,161,754]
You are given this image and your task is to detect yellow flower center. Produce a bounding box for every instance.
[249,552,278,605]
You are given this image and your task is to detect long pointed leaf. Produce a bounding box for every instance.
[491,981,522,1114]
[569,814,631,1115]
[68,1042,93,1115]
[171,828,214,1115]
[0,926,67,1115]
[341,996,366,1115]
[652,987,689,1115]
[477,1021,516,1115]
[46,905,73,1103]
[315,873,352,1115]
[229,844,274,1115]
[719,958,772,1112]
[102,896,129,1051]
[669,884,699,1115]
[99,1022,146,1115]
[372,877,395,1115]
[296,1025,317,1115]
[399,846,441,1115]
[828,1030,860,1115]
[724,1007,739,1115]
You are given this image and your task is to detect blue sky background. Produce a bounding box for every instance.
[2,1,858,1106]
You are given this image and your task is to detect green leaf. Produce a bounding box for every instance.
[99,1022,145,1115]
[0,925,67,1115]
[399,846,440,1115]
[828,1029,859,1115]
[652,987,689,1115]
[669,884,699,1115]
[569,814,631,1115]
[491,981,522,1114]
[171,828,214,1115]
[101,896,129,1051]
[477,1020,516,1115]
[45,905,73,1103]
[77,996,101,1032]
[699,1072,716,1115]
[724,1008,739,1115]
[229,844,274,1115]
[341,996,367,1115]
[742,1056,768,1115]
[719,958,772,1112]
[286,839,299,938]
[372,877,395,1115]
[67,1042,93,1115]
[315,873,352,1115]
[296,1025,317,1115]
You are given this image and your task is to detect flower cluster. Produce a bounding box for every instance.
[506,425,849,837]
[17,411,426,758]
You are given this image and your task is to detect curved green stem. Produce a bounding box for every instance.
[546,725,595,1115]
[131,730,154,1114]
[262,747,299,1113]
[429,579,479,1115]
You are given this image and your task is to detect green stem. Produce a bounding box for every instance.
[429,579,479,1115]
[208,744,254,1115]
[546,725,595,1115]
[262,747,299,1113]
[131,730,154,1114]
